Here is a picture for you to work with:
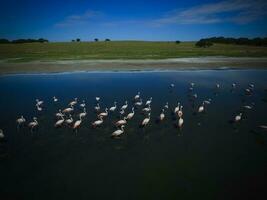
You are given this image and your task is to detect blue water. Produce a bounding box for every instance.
[0,70,267,199]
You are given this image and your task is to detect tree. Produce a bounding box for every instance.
[175,40,181,44]
[0,39,10,44]
[76,38,81,42]
[195,40,213,48]
[71,39,75,42]
[94,38,99,42]
[105,39,110,42]
[38,38,48,43]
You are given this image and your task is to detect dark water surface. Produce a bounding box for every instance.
[0,70,267,200]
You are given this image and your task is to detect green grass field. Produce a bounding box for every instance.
[0,41,267,62]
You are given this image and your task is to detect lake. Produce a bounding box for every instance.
[0,70,267,199]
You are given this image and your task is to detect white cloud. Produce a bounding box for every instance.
[55,10,102,27]
[151,0,267,26]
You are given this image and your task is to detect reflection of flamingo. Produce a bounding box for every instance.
[111,125,125,138]
[28,117,38,131]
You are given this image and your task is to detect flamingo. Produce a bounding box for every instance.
[79,108,87,119]
[159,109,165,121]
[94,103,100,112]
[178,117,184,129]
[111,125,125,138]
[243,105,253,110]
[98,108,108,118]
[142,104,151,112]
[141,113,151,127]
[234,113,242,122]
[198,102,205,113]
[164,102,169,109]
[53,96,58,102]
[63,105,74,114]
[216,83,220,89]
[16,116,26,127]
[204,99,211,104]
[0,129,4,139]
[119,109,125,116]
[80,100,86,108]
[36,104,42,111]
[115,117,127,127]
[56,109,64,118]
[65,115,73,125]
[177,105,183,118]
[55,116,65,127]
[28,117,38,131]
[170,83,175,88]
[134,92,140,100]
[135,99,143,106]
[69,98,78,106]
[232,83,236,88]
[109,102,117,112]
[73,116,82,131]
[121,101,128,110]
[126,107,135,120]
[145,97,152,106]
[36,99,44,106]
[95,97,100,102]
[92,116,104,127]
[174,102,180,113]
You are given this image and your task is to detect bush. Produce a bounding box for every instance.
[175,40,181,44]
[76,38,81,42]
[105,39,110,42]
[94,38,99,42]
[195,40,213,48]
[0,39,10,44]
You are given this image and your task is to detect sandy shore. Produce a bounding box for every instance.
[1,57,267,74]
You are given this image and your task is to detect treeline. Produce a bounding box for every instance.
[197,37,267,47]
[0,38,49,44]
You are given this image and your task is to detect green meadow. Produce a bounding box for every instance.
[0,41,267,62]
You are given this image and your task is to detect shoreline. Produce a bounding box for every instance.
[1,57,267,74]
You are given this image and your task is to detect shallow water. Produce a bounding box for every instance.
[0,70,267,199]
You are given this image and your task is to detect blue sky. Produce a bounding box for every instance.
[0,0,267,41]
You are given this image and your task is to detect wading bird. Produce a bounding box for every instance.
[198,102,205,113]
[53,96,58,102]
[134,92,140,100]
[115,117,127,127]
[16,116,26,128]
[135,99,143,106]
[178,117,184,129]
[159,109,165,121]
[69,98,78,107]
[0,129,4,139]
[28,117,38,131]
[79,108,87,119]
[92,116,104,127]
[121,101,128,110]
[164,102,169,109]
[73,116,82,131]
[36,99,44,106]
[98,108,108,118]
[234,113,242,122]
[65,115,73,125]
[141,113,151,127]
[111,125,125,138]
[145,97,152,106]
[80,100,86,108]
[109,102,117,112]
[63,105,74,114]
[126,107,135,120]
[55,116,65,127]
[56,109,64,118]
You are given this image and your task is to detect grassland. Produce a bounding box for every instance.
[1,41,267,62]
[0,41,267,74]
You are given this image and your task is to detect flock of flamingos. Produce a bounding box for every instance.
[0,82,266,140]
